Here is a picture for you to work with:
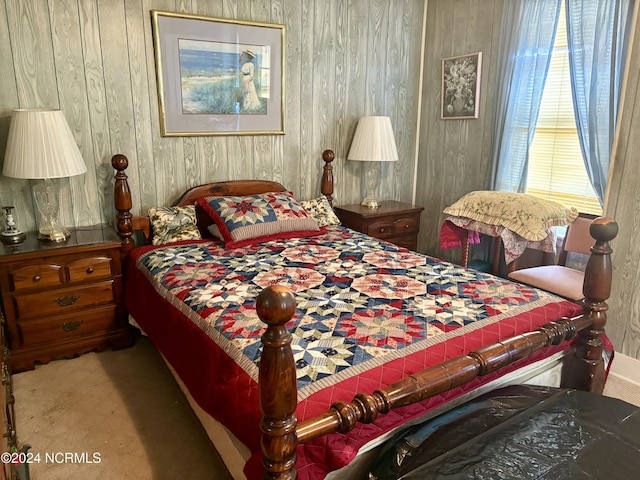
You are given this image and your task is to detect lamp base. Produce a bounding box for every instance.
[33,179,70,243]
[361,162,382,209]
[38,227,70,242]
[360,197,381,209]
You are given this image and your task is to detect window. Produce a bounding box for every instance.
[526,0,602,215]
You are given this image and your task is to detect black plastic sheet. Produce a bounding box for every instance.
[369,385,640,479]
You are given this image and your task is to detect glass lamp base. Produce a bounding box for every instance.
[33,179,70,242]
[360,197,380,208]
[38,227,70,242]
[361,162,381,209]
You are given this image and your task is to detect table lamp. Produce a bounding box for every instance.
[347,116,398,208]
[2,109,87,242]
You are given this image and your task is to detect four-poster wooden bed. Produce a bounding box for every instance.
[111,150,618,479]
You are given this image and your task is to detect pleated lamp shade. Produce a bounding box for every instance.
[347,116,399,162]
[3,109,87,179]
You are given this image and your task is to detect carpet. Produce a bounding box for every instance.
[12,335,232,480]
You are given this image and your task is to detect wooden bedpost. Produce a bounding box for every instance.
[321,149,335,206]
[111,154,135,255]
[257,286,298,480]
[562,216,618,393]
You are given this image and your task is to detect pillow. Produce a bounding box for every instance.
[443,191,578,241]
[196,191,322,248]
[300,196,341,227]
[148,205,202,245]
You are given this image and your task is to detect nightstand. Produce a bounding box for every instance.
[0,225,134,372]
[334,201,424,251]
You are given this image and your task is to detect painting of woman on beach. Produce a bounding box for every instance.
[179,39,268,115]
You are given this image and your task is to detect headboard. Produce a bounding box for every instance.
[112,149,335,254]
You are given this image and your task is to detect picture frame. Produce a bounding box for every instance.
[151,10,285,136]
[441,52,482,120]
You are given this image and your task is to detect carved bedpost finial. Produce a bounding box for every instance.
[321,149,335,206]
[257,286,298,480]
[564,216,618,393]
[111,154,134,255]
[583,217,618,303]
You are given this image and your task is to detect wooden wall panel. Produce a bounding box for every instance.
[0,1,25,228]
[415,0,505,263]
[605,5,640,359]
[79,0,115,227]
[50,0,102,228]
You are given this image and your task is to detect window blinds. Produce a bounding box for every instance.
[526,1,602,215]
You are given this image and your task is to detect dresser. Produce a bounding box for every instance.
[0,225,133,373]
[334,201,424,251]
[1,313,15,480]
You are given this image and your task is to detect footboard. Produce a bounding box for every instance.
[257,217,618,479]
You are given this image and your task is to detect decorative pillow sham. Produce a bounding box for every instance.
[196,191,322,248]
[443,191,578,241]
[300,196,341,227]
[148,205,202,245]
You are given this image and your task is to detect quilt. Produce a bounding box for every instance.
[125,225,583,479]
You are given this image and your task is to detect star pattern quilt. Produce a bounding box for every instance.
[125,225,583,479]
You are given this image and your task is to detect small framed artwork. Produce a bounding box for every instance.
[441,52,482,119]
[151,10,285,136]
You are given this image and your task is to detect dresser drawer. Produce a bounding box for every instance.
[18,305,118,346]
[14,281,115,319]
[67,256,113,282]
[10,264,64,290]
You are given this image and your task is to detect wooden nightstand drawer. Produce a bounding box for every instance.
[10,264,64,290]
[392,216,419,234]
[367,215,419,237]
[14,281,114,319]
[68,256,113,282]
[367,219,395,237]
[18,306,117,346]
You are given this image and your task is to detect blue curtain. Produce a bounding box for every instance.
[566,0,635,205]
[490,0,561,192]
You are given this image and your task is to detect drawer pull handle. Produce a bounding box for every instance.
[33,275,41,282]
[86,267,94,274]
[60,320,82,332]
[56,295,79,307]
[405,224,410,229]
[379,227,386,233]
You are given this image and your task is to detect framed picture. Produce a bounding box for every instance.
[151,10,285,136]
[441,52,482,119]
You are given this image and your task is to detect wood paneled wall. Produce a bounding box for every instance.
[0,0,425,233]
[415,0,505,262]
[605,5,640,359]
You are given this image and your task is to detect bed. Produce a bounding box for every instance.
[111,151,618,480]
